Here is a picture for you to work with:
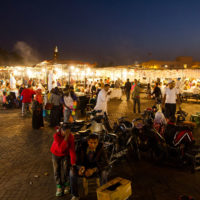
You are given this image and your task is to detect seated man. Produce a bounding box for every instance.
[70,134,109,198]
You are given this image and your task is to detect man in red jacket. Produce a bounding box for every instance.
[21,85,36,116]
[50,123,77,198]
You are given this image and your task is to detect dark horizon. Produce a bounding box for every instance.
[1,0,200,65]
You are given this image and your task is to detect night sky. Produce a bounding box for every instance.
[1,0,200,65]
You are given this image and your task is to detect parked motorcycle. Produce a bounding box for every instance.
[103,115,140,165]
[136,108,200,171]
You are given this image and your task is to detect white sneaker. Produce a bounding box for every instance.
[64,186,70,194]
[71,196,80,200]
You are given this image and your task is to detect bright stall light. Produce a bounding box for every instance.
[55,68,60,72]
[96,71,101,76]
[70,65,75,70]
[129,71,134,76]
[13,70,19,76]
[57,71,62,77]
[81,71,85,76]
[27,69,32,77]
[86,68,91,73]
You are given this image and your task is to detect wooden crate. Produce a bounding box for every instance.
[97,177,132,200]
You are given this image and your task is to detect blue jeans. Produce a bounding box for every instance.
[63,109,76,123]
[133,98,141,113]
[22,102,31,115]
[126,90,131,100]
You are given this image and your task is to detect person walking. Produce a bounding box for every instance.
[21,85,36,116]
[162,80,180,120]
[146,83,151,99]
[94,84,111,114]
[132,79,141,113]
[63,89,75,123]
[152,82,162,104]
[49,87,61,127]
[32,89,44,129]
[124,78,132,101]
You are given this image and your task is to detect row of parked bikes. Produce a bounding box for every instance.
[59,105,200,173]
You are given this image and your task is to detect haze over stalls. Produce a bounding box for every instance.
[1,0,200,65]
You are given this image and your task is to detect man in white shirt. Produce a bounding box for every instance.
[94,84,111,114]
[10,72,16,90]
[162,80,180,120]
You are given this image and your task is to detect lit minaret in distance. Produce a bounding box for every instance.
[53,46,58,61]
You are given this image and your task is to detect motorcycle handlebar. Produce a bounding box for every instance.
[132,118,143,123]
[86,109,102,116]
[118,116,128,121]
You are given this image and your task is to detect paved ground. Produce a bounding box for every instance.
[0,95,200,200]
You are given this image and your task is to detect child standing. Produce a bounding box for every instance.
[2,91,7,109]
[50,123,77,197]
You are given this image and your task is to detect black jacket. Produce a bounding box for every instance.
[77,141,108,172]
[152,86,161,98]
[125,81,131,91]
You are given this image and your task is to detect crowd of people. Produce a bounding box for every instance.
[0,75,188,126]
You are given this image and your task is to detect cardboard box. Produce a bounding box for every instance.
[96,177,132,200]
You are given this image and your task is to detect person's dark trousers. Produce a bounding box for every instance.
[69,167,79,197]
[99,170,108,185]
[50,106,60,127]
[165,103,176,119]
[52,154,69,186]
[69,168,108,196]
[133,98,141,113]
[126,90,131,100]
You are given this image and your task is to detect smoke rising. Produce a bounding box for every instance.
[14,41,40,65]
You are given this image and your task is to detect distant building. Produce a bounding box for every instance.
[35,46,95,70]
[139,56,200,69]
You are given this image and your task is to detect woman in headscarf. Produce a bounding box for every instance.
[49,87,61,127]
[32,89,44,129]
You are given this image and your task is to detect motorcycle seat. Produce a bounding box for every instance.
[74,120,85,124]
[78,129,91,135]
[175,125,191,131]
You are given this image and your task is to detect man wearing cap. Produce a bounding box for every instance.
[162,80,180,120]
[50,123,77,199]
[94,84,111,114]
